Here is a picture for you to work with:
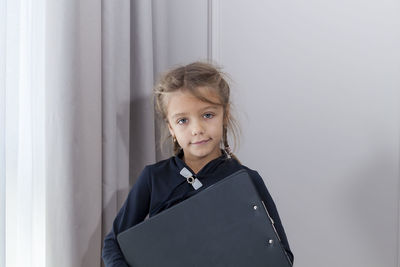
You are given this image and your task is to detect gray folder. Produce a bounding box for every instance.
[117,169,292,267]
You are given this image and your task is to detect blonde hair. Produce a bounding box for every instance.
[154,61,240,161]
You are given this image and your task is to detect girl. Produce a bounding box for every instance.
[102,62,294,266]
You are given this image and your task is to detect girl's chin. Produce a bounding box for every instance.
[185,148,221,160]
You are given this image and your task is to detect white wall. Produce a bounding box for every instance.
[153,1,400,266]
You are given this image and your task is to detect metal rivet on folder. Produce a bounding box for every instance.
[268,239,274,245]
[253,205,258,210]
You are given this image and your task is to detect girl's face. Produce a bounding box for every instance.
[166,88,225,166]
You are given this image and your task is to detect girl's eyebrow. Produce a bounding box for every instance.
[200,105,219,111]
[171,112,187,120]
[171,106,219,120]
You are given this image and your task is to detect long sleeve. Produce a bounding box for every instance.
[246,169,294,265]
[102,166,152,267]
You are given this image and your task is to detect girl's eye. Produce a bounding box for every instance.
[203,113,214,119]
[177,118,188,125]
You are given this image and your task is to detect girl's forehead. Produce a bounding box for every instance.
[167,87,221,105]
[166,88,222,114]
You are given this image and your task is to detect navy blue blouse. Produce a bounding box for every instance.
[102,152,293,266]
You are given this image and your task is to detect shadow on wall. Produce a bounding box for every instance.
[94,96,156,266]
[129,96,156,186]
[81,210,102,267]
[83,188,132,267]
[90,94,159,266]
[95,187,132,267]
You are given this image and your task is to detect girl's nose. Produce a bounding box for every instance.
[191,121,204,135]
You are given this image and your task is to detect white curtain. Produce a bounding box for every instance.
[0,0,6,265]
[1,0,156,266]
[2,0,46,266]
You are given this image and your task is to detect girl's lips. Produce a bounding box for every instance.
[191,139,211,145]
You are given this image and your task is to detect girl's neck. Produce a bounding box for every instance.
[183,150,222,174]
[183,158,207,174]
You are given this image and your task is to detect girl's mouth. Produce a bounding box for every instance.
[191,139,211,145]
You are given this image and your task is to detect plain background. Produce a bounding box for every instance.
[153,0,399,266]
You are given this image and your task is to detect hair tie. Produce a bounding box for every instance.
[224,145,232,158]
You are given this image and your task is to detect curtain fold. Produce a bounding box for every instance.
[102,0,156,255]
[101,0,132,253]
[129,0,156,186]
[45,0,102,266]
